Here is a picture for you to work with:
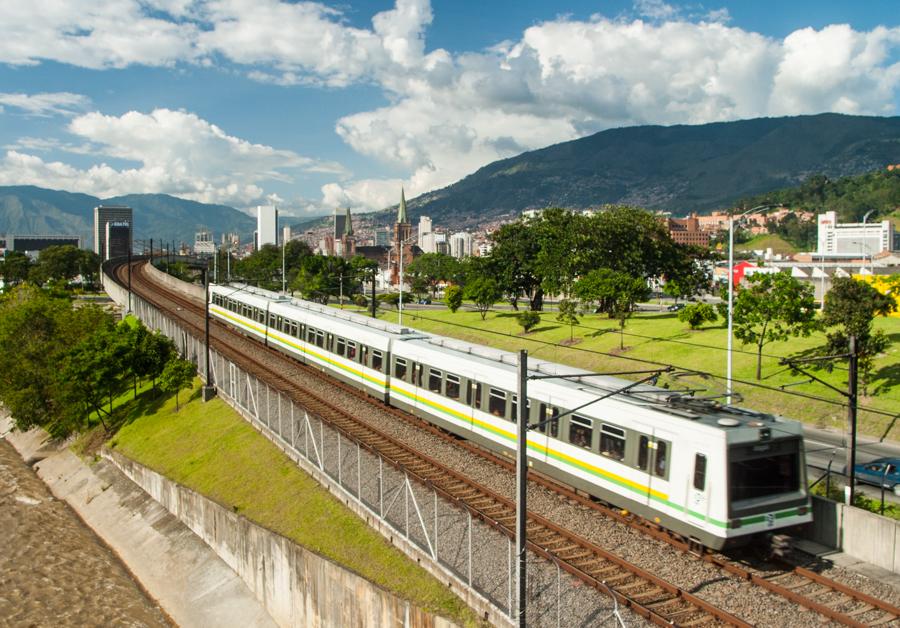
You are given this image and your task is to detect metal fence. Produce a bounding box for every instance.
[128,293,627,627]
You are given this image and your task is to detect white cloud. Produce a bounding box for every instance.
[2,1,899,211]
[0,108,348,207]
[0,0,199,68]
[0,92,91,117]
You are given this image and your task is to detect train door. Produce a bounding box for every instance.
[641,431,674,510]
[461,372,476,434]
[688,450,711,524]
[535,400,560,465]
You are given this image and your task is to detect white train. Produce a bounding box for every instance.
[209,283,812,549]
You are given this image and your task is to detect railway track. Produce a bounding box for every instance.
[113,259,900,626]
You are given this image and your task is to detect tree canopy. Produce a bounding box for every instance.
[731,272,818,379]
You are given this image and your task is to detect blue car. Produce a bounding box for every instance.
[853,458,900,495]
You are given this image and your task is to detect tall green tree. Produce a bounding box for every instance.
[0,251,33,287]
[406,253,460,298]
[822,277,897,395]
[574,269,649,349]
[444,285,463,313]
[732,272,819,379]
[160,359,196,411]
[464,277,501,320]
[486,220,544,310]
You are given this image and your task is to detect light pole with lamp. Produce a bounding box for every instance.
[727,204,779,404]
[860,209,876,274]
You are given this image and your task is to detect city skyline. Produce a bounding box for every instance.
[0,0,898,217]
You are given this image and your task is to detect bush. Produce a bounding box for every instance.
[378,292,400,307]
[353,294,368,308]
[517,310,541,333]
[444,285,463,313]
[678,302,718,329]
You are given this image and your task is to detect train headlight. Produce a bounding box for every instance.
[759,427,771,441]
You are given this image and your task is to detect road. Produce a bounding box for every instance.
[804,424,900,503]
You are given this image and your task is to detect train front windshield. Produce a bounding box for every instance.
[729,438,804,506]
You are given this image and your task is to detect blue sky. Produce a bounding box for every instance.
[0,0,898,217]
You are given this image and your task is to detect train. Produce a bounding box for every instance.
[208,283,812,549]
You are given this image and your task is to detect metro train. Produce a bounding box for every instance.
[208,283,812,549]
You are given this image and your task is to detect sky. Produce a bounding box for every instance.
[0,0,898,217]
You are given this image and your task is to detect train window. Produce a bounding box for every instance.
[654,441,668,478]
[269,314,276,327]
[347,342,357,360]
[316,331,325,348]
[693,454,707,491]
[569,415,593,449]
[372,350,383,372]
[638,435,650,471]
[428,369,442,394]
[536,404,559,437]
[488,388,506,417]
[307,327,316,343]
[600,424,625,461]
[336,338,346,356]
[446,374,460,400]
[415,364,423,387]
[394,358,407,380]
[474,383,482,409]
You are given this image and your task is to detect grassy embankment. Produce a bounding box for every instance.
[85,380,479,626]
[350,304,900,440]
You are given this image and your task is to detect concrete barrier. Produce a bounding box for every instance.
[105,450,458,628]
[804,495,900,573]
[144,261,205,301]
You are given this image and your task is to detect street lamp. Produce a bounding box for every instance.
[727,204,779,404]
[397,234,417,326]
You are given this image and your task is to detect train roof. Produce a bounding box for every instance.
[216,284,797,436]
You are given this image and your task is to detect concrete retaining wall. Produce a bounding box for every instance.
[105,450,456,628]
[805,495,900,573]
[144,261,205,301]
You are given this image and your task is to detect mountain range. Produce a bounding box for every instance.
[2,113,899,243]
[0,186,256,249]
[402,113,900,228]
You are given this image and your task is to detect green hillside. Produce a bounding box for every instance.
[0,187,255,248]
[401,113,900,229]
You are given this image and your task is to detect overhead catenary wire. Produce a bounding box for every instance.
[399,309,898,422]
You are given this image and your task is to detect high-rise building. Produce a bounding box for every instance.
[333,207,346,240]
[817,210,895,256]
[106,221,132,260]
[449,231,473,259]
[194,230,215,255]
[418,216,432,248]
[257,205,278,249]
[283,225,292,244]
[94,205,133,261]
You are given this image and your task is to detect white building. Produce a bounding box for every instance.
[194,230,215,255]
[256,205,278,249]
[817,210,894,257]
[418,216,432,248]
[449,231,473,259]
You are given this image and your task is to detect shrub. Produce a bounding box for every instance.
[678,302,718,329]
[444,285,463,313]
[353,294,368,308]
[517,310,541,333]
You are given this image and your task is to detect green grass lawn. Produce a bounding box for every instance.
[736,233,798,255]
[109,380,479,626]
[357,304,900,440]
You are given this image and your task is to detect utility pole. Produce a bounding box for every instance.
[149,238,154,263]
[202,267,216,402]
[846,335,858,505]
[515,350,528,627]
[370,270,377,318]
[127,245,132,314]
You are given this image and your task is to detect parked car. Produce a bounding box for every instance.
[418,297,432,305]
[851,458,900,495]
[666,303,685,312]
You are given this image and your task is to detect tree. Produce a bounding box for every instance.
[0,251,33,287]
[444,285,463,313]
[160,359,196,410]
[517,310,541,333]
[556,299,580,342]
[678,302,718,330]
[406,253,460,298]
[822,277,897,395]
[486,220,544,310]
[573,268,650,349]
[731,272,818,379]
[34,245,83,283]
[464,277,501,320]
